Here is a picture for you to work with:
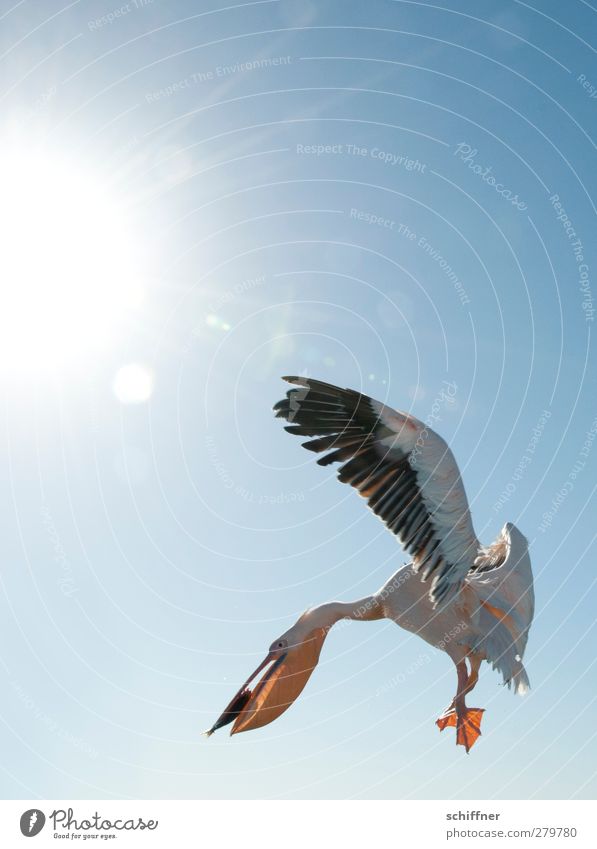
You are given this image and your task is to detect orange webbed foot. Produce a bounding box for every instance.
[436,706,457,731]
[436,707,484,753]
[456,708,484,752]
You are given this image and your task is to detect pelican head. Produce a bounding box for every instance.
[206,616,327,736]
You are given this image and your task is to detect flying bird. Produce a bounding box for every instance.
[207,377,534,752]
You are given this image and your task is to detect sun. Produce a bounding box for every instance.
[0,142,144,374]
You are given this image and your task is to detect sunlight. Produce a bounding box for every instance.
[0,141,144,374]
[113,363,154,404]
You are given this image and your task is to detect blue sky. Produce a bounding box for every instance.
[0,0,595,799]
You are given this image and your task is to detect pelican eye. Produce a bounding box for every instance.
[276,640,288,649]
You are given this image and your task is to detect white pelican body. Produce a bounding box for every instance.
[208,378,534,752]
[383,530,532,688]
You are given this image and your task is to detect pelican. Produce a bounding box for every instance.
[207,377,534,752]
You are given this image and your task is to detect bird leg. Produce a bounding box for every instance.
[436,659,484,753]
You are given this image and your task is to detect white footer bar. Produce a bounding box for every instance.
[0,800,594,848]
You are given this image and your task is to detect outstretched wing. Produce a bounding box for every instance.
[274,376,480,606]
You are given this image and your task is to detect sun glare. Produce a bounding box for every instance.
[113,363,154,404]
[0,143,144,374]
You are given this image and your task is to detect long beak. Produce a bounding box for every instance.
[205,629,325,737]
[204,652,278,737]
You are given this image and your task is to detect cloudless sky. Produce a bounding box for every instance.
[0,0,596,800]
